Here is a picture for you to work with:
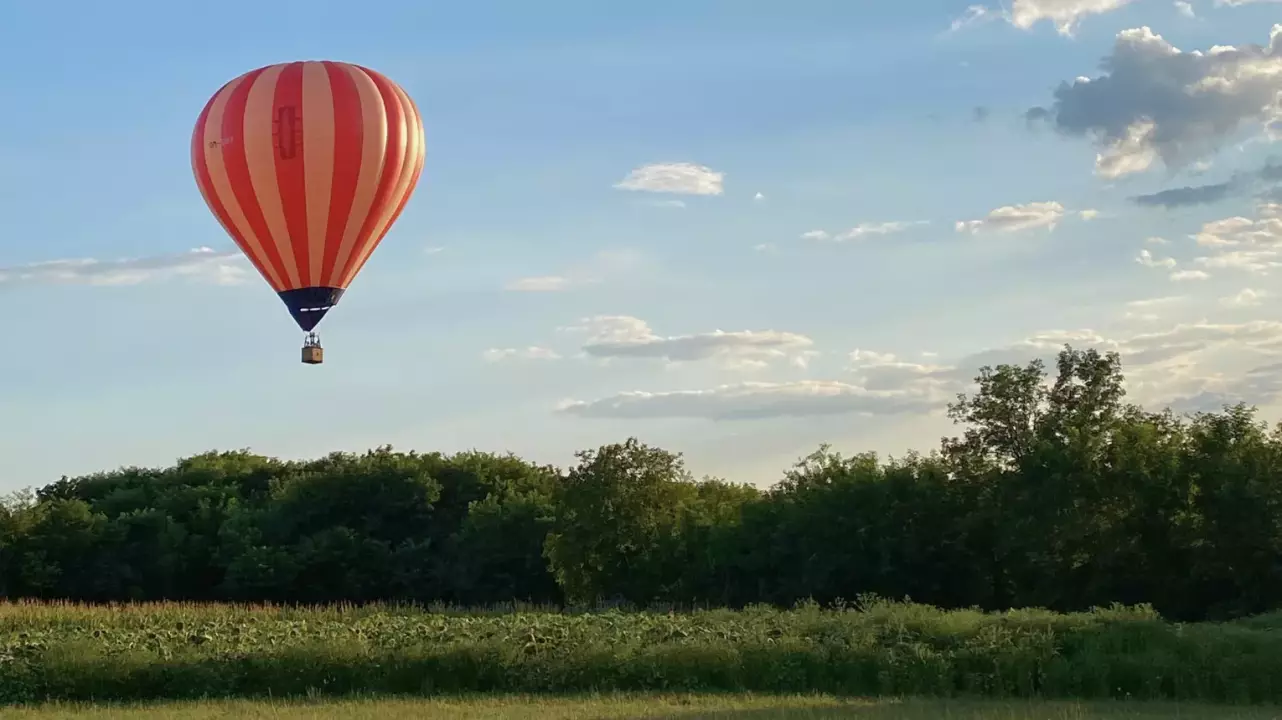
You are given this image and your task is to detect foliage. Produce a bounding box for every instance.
[14,696,1282,720]
[2,346,1282,624]
[1,599,1282,704]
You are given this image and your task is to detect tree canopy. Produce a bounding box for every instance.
[2,345,1280,622]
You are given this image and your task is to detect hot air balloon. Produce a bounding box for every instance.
[190,61,426,364]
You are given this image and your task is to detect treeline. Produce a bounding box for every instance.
[2,346,1281,622]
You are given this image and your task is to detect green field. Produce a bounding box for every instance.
[3,599,1282,708]
[8,695,1282,719]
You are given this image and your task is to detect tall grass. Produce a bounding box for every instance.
[1,598,1279,704]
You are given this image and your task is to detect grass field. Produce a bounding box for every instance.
[8,695,1282,719]
[3,599,1282,707]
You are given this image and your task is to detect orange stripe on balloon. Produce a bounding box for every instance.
[373,93,425,245]
[341,75,425,287]
[191,87,237,253]
[300,61,334,288]
[318,62,363,288]
[357,74,420,254]
[387,84,425,218]
[195,74,284,291]
[337,67,408,288]
[270,62,312,287]
[381,94,427,242]
[325,63,387,288]
[243,64,302,290]
[219,67,292,290]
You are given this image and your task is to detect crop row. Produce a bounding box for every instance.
[1,600,1280,704]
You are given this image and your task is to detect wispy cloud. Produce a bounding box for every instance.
[1222,288,1268,307]
[561,315,817,371]
[1124,295,1187,321]
[504,276,573,292]
[1130,163,1282,209]
[1137,249,1177,269]
[801,221,929,243]
[636,199,687,209]
[0,247,247,287]
[955,201,1067,234]
[559,318,1282,421]
[504,249,644,292]
[948,4,994,32]
[614,162,724,196]
[482,346,561,362]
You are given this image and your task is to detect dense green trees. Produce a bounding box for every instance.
[2,345,1281,621]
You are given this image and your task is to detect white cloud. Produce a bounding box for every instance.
[614,162,724,196]
[955,201,1066,233]
[1174,0,1195,17]
[0,247,247,287]
[559,319,1282,420]
[424,246,446,255]
[1009,0,1136,36]
[1031,25,1282,177]
[754,192,765,202]
[1079,208,1101,220]
[1222,288,1268,306]
[482,346,561,362]
[503,249,643,293]
[1171,269,1211,281]
[753,243,777,253]
[949,0,1133,36]
[800,230,830,241]
[563,315,817,371]
[1147,236,1171,244]
[1192,212,1282,247]
[1137,248,1178,269]
[1095,121,1163,178]
[1185,203,1282,275]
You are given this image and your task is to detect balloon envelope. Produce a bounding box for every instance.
[191,61,425,331]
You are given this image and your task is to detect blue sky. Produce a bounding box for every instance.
[4,0,1282,489]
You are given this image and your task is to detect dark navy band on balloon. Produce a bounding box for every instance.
[278,287,346,331]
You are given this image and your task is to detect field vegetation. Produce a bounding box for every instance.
[11,694,1282,720]
[2,599,1282,704]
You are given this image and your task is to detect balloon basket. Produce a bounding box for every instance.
[301,333,323,365]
